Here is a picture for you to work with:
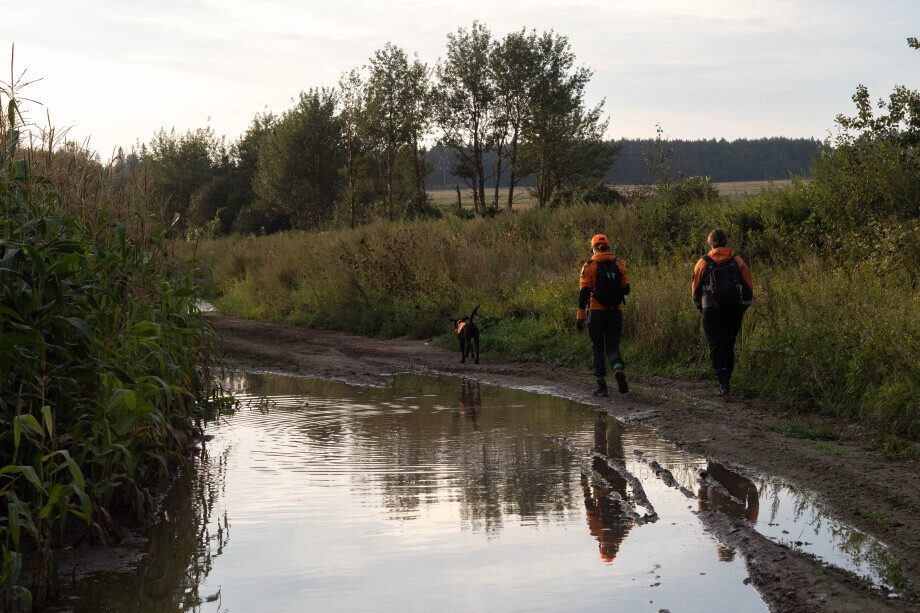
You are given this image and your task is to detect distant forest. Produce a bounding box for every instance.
[425,137,823,189]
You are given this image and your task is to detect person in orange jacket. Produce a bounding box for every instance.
[577,234,630,397]
[691,229,753,396]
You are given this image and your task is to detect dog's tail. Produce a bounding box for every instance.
[469,304,480,322]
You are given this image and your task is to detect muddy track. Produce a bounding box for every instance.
[210,314,920,612]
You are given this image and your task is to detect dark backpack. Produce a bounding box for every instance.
[702,255,742,309]
[592,259,624,307]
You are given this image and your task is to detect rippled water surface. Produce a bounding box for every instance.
[62,373,891,612]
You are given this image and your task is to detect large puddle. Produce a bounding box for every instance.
[58,372,892,611]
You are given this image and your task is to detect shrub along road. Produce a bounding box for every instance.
[212,313,919,612]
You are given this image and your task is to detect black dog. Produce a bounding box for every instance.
[452,304,480,364]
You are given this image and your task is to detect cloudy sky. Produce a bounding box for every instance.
[5,0,919,158]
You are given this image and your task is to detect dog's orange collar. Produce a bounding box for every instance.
[456,321,467,335]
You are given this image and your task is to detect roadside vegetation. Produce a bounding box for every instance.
[194,37,920,445]
[0,76,221,608]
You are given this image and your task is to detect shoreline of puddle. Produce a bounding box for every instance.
[50,371,900,612]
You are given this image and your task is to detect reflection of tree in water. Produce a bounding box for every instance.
[698,462,760,562]
[759,480,887,572]
[63,443,231,611]
[581,413,634,562]
[456,436,579,536]
[339,378,582,533]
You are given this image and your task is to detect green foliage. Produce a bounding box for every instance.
[193,183,920,442]
[136,23,622,234]
[1,94,223,608]
[856,507,896,529]
[518,30,616,208]
[437,21,496,214]
[363,43,435,220]
[490,28,541,210]
[805,38,920,241]
[147,126,224,230]
[254,89,344,230]
[768,415,841,441]
[145,113,276,239]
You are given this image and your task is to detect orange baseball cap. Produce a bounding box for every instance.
[591,234,608,246]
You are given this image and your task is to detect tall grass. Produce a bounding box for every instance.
[193,190,920,439]
[1,90,223,609]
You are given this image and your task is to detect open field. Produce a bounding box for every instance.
[428,180,795,209]
[708,179,794,197]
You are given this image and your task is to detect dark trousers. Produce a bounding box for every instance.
[588,309,623,379]
[702,307,745,377]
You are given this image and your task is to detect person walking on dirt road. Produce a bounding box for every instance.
[577,234,630,397]
[691,229,753,397]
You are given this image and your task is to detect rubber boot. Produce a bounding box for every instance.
[717,372,730,397]
[614,369,628,394]
[593,381,609,397]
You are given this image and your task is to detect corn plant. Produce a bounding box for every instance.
[2,77,225,611]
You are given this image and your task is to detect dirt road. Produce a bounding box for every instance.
[211,313,919,612]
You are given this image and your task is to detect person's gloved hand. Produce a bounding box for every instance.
[576,309,586,331]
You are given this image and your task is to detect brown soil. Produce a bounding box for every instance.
[211,313,919,613]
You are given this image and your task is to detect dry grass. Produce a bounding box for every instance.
[428,180,794,210]
[614,180,794,199]
[428,187,539,209]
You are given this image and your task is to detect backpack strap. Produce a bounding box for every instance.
[728,256,742,283]
[701,255,716,292]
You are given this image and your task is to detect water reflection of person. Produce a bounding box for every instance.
[458,379,481,429]
[698,462,760,522]
[581,412,633,563]
[698,462,760,562]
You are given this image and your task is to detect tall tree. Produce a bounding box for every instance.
[253,89,343,230]
[491,28,540,211]
[437,21,494,214]
[146,126,218,228]
[338,68,367,228]
[223,111,276,233]
[365,43,410,221]
[523,31,616,207]
[402,54,436,215]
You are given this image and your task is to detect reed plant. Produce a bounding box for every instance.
[1,88,223,609]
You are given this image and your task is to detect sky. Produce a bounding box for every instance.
[4,0,920,160]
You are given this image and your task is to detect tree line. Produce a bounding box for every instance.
[113,22,615,237]
[424,136,822,188]
[113,22,824,239]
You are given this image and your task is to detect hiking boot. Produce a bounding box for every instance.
[593,382,609,397]
[614,369,629,394]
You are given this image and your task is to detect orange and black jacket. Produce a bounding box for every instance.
[579,253,630,311]
[691,247,754,310]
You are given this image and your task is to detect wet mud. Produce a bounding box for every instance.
[205,314,920,612]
